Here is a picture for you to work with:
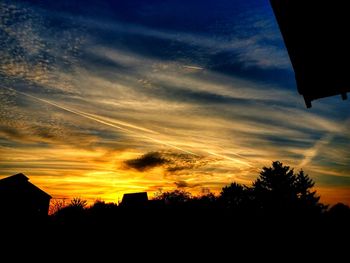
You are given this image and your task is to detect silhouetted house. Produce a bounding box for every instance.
[0,173,51,218]
[270,0,350,107]
[121,192,148,208]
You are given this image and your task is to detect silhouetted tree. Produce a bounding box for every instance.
[69,197,88,209]
[49,198,67,215]
[87,200,119,224]
[327,203,350,221]
[89,200,118,214]
[53,197,88,225]
[192,192,218,210]
[252,161,323,215]
[295,170,324,213]
[196,192,217,203]
[154,190,192,205]
[220,182,250,210]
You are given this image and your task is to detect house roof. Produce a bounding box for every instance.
[270,0,350,107]
[0,173,52,199]
[121,192,148,206]
[0,173,29,183]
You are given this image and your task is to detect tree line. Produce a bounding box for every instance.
[50,161,350,226]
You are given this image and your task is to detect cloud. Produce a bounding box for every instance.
[124,151,210,173]
[124,152,169,171]
[0,1,84,93]
[76,6,290,70]
[174,180,202,189]
[164,152,210,173]
[174,181,189,188]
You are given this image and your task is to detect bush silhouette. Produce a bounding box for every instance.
[154,190,192,206]
[53,197,88,225]
[219,182,251,211]
[69,197,88,209]
[327,202,350,222]
[49,199,67,215]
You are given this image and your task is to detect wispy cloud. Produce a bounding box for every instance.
[76,8,290,70]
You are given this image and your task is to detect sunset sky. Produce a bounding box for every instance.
[1,0,349,205]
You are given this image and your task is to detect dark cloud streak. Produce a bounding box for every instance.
[124,151,210,173]
[124,152,169,172]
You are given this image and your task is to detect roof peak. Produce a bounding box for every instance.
[0,173,29,182]
[11,173,29,180]
[0,173,51,198]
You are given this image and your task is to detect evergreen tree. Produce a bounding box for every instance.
[252,161,322,215]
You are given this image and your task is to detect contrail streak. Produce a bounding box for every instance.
[205,151,252,167]
[2,86,257,165]
[183,65,204,70]
[82,113,159,135]
[299,134,334,168]
[298,118,350,168]
[2,86,198,156]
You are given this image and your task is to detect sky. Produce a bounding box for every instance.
[1,0,349,205]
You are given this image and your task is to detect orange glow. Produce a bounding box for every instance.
[317,187,350,206]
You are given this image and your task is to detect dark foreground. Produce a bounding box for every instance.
[2,206,349,256]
